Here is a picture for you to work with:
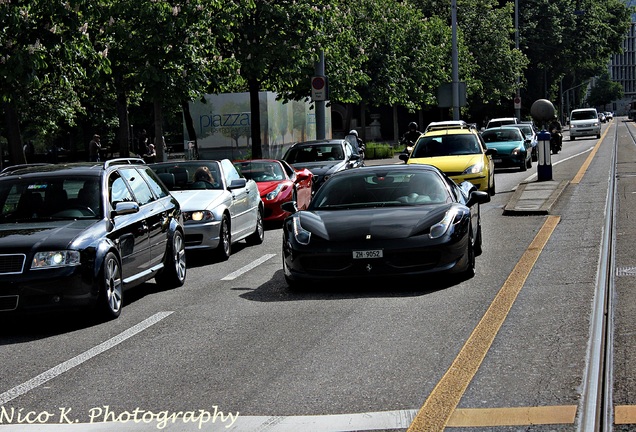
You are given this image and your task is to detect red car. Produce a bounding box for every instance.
[234,159,313,222]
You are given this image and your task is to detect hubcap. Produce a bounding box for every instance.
[105,258,122,313]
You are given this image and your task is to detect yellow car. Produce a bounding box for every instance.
[400,126,496,196]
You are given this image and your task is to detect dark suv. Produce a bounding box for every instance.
[0,159,186,319]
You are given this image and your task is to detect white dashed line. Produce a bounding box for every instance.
[0,312,173,406]
[221,254,276,280]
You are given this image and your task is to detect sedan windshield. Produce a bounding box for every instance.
[311,171,450,209]
[412,135,481,158]
[151,163,223,191]
[0,177,102,221]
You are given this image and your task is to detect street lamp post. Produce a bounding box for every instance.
[451,0,460,120]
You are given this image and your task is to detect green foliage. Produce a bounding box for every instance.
[364,142,395,159]
[587,70,624,108]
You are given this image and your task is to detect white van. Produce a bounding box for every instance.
[569,108,601,140]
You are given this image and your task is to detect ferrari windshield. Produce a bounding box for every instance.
[311,170,450,209]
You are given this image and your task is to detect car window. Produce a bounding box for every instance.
[221,159,241,185]
[109,172,134,207]
[119,168,154,206]
[412,134,481,157]
[311,170,449,209]
[0,177,100,220]
[138,167,169,199]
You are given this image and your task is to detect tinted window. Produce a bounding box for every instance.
[109,172,134,206]
[119,168,154,206]
[139,167,169,198]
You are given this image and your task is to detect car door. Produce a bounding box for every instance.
[119,167,167,274]
[108,171,151,280]
[136,167,176,265]
[220,159,250,238]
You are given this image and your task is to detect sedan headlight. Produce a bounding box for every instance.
[429,209,462,239]
[265,184,284,201]
[184,210,215,222]
[511,148,521,156]
[462,160,484,175]
[31,250,80,269]
[292,217,311,245]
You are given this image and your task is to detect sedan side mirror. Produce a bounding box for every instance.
[280,201,298,214]
[228,178,247,190]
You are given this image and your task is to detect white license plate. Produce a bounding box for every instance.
[353,249,383,259]
[493,158,502,163]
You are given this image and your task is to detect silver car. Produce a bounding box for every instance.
[150,159,264,260]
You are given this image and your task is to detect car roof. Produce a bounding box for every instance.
[424,120,478,132]
[423,127,480,137]
[291,139,344,146]
[0,158,146,178]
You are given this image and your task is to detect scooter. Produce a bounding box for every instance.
[399,139,415,163]
[550,129,562,154]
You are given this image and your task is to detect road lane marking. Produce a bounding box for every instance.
[522,147,593,184]
[447,405,576,427]
[407,215,561,432]
[615,405,636,424]
[221,254,276,280]
[0,312,173,406]
[571,126,610,184]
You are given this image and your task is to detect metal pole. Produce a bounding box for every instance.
[315,50,326,140]
[451,0,460,120]
[514,0,521,120]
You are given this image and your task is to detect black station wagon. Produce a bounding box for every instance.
[0,159,186,319]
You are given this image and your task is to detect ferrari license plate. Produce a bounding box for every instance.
[353,249,383,259]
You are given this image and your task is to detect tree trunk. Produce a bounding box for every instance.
[2,101,26,167]
[182,101,198,157]
[153,99,164,162]
[249,78,262,159]
[116,89,130,158]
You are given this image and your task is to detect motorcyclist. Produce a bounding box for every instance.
[548,116,562,153]
[346,129,365,159]
[401,122,422,145]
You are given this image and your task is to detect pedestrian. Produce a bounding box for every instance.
[88,134,101,162]
[143,142,156,163]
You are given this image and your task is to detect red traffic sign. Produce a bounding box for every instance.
[514,96,521,109]
[311,76,327,101]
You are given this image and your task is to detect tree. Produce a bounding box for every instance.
[96,0,245,161]
[0,0,108,165]
[587,70,624,109]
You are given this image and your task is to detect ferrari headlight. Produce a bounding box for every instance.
[292,217,311,245]
[31,251,80,269]
[463,161,484,175]
[266,184,284,201]
[429,209,461,239]
[185,210,214,222]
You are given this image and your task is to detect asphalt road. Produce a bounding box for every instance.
[1,119,634,432]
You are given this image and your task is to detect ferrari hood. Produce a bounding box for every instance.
[300,205,452,241]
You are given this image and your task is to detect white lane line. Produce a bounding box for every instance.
[221,254,276,281]
[0,409,418,431]
[0,311,173,406]
[521,146,594,184]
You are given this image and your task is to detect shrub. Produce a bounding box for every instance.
[364,142,395,159]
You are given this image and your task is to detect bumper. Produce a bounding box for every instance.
[183,220,222,250]
[570,127,600,137]
[449,174,488,192]
[282,235,469,282]
[0,267,96,313]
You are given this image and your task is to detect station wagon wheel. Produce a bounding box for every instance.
[156,229,186,288]
[216,214,231,260]
[246,207,264,246]
[99,252,122,319]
